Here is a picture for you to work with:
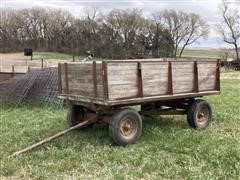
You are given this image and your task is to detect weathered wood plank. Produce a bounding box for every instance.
[143,85,168,96]
[108,84,138,99]
[107,63,138,71]
[173,86,194,93]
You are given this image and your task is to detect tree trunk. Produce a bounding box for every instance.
[234,43,239,62]
[179,44,187,58]
[173,45,178,58]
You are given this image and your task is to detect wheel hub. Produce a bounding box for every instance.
[119,116,137,140]
[196,106,209,125]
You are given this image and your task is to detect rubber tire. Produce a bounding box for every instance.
[109,108,142,146]
[67,105,93,129]
[187,99,212,129]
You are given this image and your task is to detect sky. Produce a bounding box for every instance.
[1,0,240,48]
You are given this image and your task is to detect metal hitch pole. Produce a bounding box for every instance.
[9,115,98,158]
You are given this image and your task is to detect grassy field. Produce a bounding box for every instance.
[178,48,235,59]
[0,79,240,179]
[1,48,236,62]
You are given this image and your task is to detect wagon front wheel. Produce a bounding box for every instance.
[187,99,212,129]
[109,108,142,146]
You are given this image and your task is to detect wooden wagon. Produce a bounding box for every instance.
[58,59,220,145]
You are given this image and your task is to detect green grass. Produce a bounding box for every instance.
[1,79,240,179]
[178,48,236,59]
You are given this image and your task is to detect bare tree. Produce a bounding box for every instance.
[0,7,174,59]
[217,0,240,61]
[153,9,208,58]
[179,13,209,58]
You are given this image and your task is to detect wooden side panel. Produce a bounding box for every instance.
[141,62,169,96]
[59,60,219,104]
[60,62,103,98]
[67,63,93,96]
[172,62,195,94]
[107,62,138,100]
[198,62,217,91]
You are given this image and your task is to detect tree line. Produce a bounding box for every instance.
[0,1,239,60]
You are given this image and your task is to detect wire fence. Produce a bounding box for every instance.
[0,68,64,106]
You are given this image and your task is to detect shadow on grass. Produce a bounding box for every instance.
[62,115,190,148]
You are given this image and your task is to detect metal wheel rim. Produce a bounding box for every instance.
[119,116,137,140]
[196,106,209,126]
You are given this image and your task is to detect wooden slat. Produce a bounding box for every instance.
[199,77,216,91]
[143,85,168,96]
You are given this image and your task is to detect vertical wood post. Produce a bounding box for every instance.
[58,63,62,94]
[102,62,109,100]
[92,61,97,97]
[64,63,69,95]
[216,59,220,91]
[11,65,14,77]
[41,58,44,70]
[137,62,143,97]
[28,66,30,73]
[193,61,199,92]
[168,62,173,95]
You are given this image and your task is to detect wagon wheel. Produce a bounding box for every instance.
[187,99,212,129]
[67,104,93,129]
[109,108,142,146]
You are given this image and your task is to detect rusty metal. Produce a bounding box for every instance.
[119,115,137,140]
[137,62,143,97]
[92,61,97,97]
[168,62,173,95]
[196,106,209,126]
[9,115,98,158]
[194,61,199,92]
[102,61,109,100]
[216,60,220,91]
[140,108,187,116]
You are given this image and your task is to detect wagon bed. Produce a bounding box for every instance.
[58,58,220,146]
[58,59,220,106]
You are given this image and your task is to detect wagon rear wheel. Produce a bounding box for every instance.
[187,99,212,129]
[67,105,93,129]
[109,108,142,146]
